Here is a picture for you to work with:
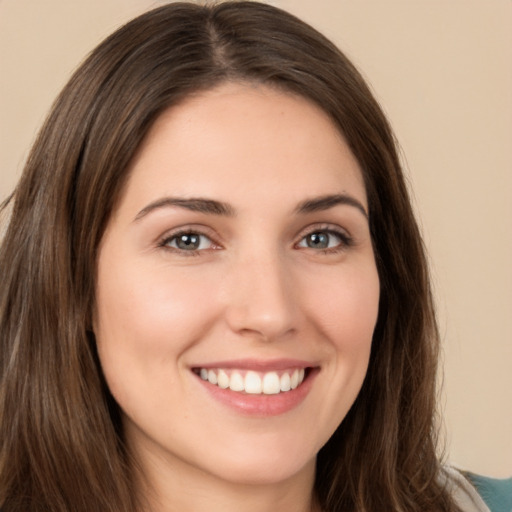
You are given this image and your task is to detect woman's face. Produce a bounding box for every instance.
[94,83,379,491]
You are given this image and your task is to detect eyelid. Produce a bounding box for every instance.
[295,222,351,240]
[294,223,354,251]
[157,225,223,253]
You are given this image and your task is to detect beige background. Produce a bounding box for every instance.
[1,0,510,477]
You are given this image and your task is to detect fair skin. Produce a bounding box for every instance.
[94,82,380,512]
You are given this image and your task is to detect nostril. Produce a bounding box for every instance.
[223,265,297,340]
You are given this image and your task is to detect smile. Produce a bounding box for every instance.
[194,368,307,394]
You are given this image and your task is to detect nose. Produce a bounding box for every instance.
[223,251,298,342]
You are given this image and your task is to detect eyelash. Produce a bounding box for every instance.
[157,225,353,256]
[295,226,353,254]
[158,228,219,257]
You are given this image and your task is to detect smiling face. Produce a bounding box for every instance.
[94,83,380,501]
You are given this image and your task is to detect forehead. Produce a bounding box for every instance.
[119,82,366,217]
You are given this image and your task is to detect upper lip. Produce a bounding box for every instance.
[191,358,317,372]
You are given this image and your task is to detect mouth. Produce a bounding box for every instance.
[191,359,318,416]
[192,367,310,395]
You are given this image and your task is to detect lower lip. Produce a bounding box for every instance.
[194,369,318,417]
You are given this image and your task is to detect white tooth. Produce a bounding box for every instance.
[207,369,218,385]
[262,372,280,394]
[200,368,208,380]
[229,372,244,392]
[245,371,262,394]
[298,368,305,384]
[217,369,229,389]
[290,369,299,389]
[280,372,291,392]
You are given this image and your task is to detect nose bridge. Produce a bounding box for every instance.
[225,245,297,340]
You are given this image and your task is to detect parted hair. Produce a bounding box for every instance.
[0,2,457,511]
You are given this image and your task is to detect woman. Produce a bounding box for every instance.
[0,2,507,511]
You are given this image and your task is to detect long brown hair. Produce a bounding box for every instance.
[1,2,456,511]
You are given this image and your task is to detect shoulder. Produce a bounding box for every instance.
[442,467,512,512]
[462,471,512,512]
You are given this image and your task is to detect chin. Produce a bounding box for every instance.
[195,433,318,487]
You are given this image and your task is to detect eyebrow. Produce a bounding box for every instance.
[295,194,368,219]
[134,197,235,221]
[134,193,368,222]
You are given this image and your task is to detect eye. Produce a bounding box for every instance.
[161,231,216,252]
[296,229,351,251]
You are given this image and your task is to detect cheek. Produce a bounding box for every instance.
[294,261,379,447]
[95,261,217,351]
[310,262,380,349]
[93,260,221,404]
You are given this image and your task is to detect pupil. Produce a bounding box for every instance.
[308,232,328,248]
[177,234,199,250]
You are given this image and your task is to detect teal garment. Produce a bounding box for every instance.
[464,471,512,512]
